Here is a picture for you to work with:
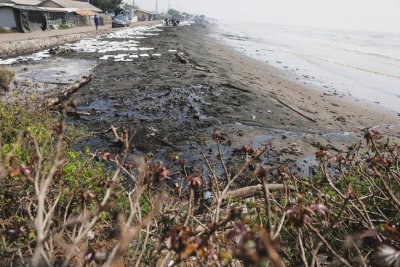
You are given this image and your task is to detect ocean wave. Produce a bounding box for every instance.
[289,50,400,79]
[317,43,400,62]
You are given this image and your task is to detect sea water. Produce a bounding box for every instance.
[213,21,400,113]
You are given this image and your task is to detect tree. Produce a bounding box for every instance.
[167,8,181,17]
[181,12,192,18]
[123,3,138,10]
[90,0,123,13]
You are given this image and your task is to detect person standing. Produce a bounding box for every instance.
[94,14,99,30]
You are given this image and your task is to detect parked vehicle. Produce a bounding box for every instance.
[112,15,131,28]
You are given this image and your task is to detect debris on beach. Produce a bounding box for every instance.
[0,50,51,65]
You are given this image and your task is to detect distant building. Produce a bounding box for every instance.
[134,9,151,22]
[0,0,47,32]
[39,0,102,13]
[39,0,102,27]
[0,0,104,32]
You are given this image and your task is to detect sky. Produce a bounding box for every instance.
[126,0,400,33]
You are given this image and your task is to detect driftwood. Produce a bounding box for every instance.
[110,125,129,147]
[176,53,188,64]
[47,75,92,107]
[276,97,317,123]
[194,65,211,72]
[222,184,295,201]
[221,82,252,93]
[192,183,295,215]
[91,125,128,146]
[67,111,91,116]
[154,136,180,150]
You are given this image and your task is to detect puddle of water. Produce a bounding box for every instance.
[241,135,274,148]
[16,58,96,84]
[322,131,359,143]
[296,156,319,178]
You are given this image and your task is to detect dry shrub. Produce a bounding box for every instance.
[0,100,399,266]
[0,67,15,92]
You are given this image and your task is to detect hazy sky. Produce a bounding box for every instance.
[127,0,400,32]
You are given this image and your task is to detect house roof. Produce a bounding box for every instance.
[0,0,41,6]
[74,9,96,16]
[38,6,75,13]
[0,3,15,7]
[134,9,151,15]
[40,0,102,12]
[11,5,42,11]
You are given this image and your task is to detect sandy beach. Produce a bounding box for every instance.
[75,23,399,161]
[2,22,399,168]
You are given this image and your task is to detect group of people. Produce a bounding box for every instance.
[164,18,180,27]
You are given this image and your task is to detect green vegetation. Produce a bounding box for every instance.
[58,23,70,30]
[90,0,123,12]
[0,27,11,33]
[167,8,181,17]
[122,3,138,10]
[0,101,129,264]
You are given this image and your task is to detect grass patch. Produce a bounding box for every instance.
[0,28,11,33]
[58,24,70,30]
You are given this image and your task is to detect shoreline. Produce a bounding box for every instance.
[210,21,400,115]
[198,23,400,130]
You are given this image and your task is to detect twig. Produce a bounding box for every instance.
[306,223,352,267]
[263,177,275,235]
[276,97,317,123]
[135,223,152,267]
[298,230,309,267]
[310,242,323,267]
[217,139,230,182]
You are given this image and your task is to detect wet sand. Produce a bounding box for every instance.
[3,22,400,174]
[77,24,398,144]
